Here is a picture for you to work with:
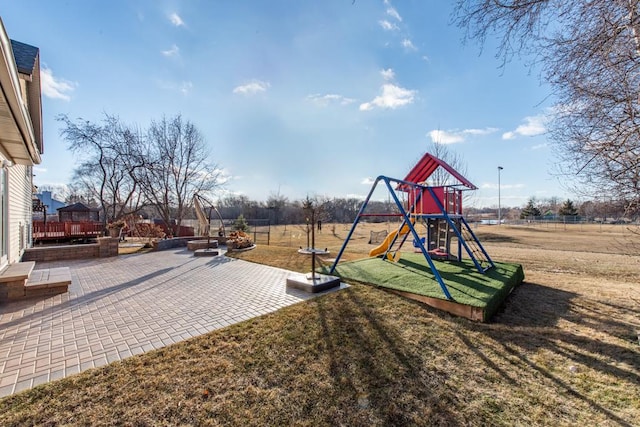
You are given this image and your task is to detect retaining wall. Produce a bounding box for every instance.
[22,237,119,262]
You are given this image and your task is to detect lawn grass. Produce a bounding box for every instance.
[328,255,523,309]
[1,224,639,426]
[2,281,638,426]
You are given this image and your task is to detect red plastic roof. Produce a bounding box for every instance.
[402,152,477,190]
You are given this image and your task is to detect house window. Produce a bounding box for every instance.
[0,168,7,264]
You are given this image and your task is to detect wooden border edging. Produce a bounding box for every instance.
[388,289,487,322]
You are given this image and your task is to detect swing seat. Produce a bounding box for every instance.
[428,248,449,260]
[412,237,426,247]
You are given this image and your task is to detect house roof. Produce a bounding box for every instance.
[57,202,100,212]
[0,18,42,165]
[402,152,477,190]
[10,39,38,75]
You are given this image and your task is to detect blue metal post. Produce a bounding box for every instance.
[329,176,383,274]
[460,216,495,270]
[384,179,453,300]
[426,187,485,273]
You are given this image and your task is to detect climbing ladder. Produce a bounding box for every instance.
[459,217,495,272]
[436,219,449,250]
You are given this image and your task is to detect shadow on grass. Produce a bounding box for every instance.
[457,281,638,426]
[343,272,638,425]
[315,288,461,425]
[488,282,637,364]
[399,258,500,297]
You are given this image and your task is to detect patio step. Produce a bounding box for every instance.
[0,262,71,301]
[0,261,36,301]
[0,261,36,282]
[24,268,72,297]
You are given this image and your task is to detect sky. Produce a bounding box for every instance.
[2,0,567,208]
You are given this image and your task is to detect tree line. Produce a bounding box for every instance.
[468,197,631,222]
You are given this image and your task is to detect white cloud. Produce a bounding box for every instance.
[307,93,355,107]
[180,81,193,95]
[428,127,498,144]
[379,20,399,31]
[161,44,179,57]
[359,68,416,111]
[531,143,549,150]
[428,130,464,144]
[359,83,416,111]
[212,168,235,186]
[401,38,417,51]
[380,68,395,81]
[502,114,547,139]
[40,66,77,101]
[233,80,270,96]
[361,177,375,185]
[169,12,185,27]
[386,6,402,21]
[463,127,499,136]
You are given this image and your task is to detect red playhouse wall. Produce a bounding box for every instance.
[409,186,463,215]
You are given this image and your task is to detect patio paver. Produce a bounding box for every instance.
[0,249,344,397]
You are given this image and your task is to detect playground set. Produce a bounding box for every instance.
[327,152,523,321]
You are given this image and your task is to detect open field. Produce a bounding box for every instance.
[1,223,638,425]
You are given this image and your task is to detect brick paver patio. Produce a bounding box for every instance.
[0,249,344,397]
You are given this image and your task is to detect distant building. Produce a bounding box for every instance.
[57,203,100,222]
[34,190,65,215]
[0,18,43,266]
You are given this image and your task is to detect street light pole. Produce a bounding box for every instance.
[498,166,503,225]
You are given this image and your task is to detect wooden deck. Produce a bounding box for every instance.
[33,221,103,241]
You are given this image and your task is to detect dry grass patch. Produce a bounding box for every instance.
[1,282,637,425]
[1,223,638,425]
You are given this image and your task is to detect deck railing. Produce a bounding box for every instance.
[33,221,104,240]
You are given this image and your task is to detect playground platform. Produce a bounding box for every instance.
[326,254,524,322]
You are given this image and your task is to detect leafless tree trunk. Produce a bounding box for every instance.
[138,115,221,236]
[455,0,640,217]
[60,114,146,224]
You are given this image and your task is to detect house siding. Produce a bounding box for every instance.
[8,163,32,263]
[0,22,42,267]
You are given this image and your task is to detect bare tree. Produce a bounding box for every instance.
[138,115,220,236]
[266,189,288,225]
[59,114,147,223]
[426,142,469,187]
[454,1,640,216]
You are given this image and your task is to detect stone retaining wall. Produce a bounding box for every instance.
[22,237,119,262]
[153,236,227,251]
[152,237,193,251]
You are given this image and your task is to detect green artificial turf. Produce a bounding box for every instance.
[325,253,524,318]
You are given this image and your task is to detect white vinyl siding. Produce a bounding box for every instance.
[0,166,7,268]
[7,163,32,263]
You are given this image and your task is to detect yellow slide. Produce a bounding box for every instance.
[369,221,414,257]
